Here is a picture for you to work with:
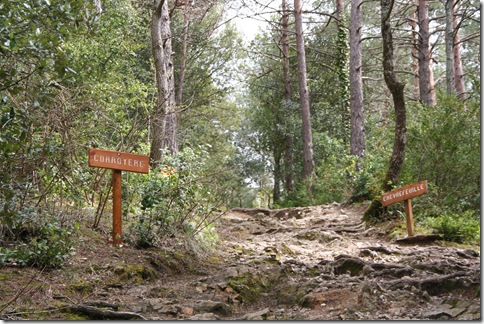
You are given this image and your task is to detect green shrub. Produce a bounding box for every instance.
[277,134,355,208]
[127,146,223,248]
[0,218,78,268]
[404,94,480,215]
[421,210,480,245]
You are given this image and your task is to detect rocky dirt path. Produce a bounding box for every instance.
[1,203,480,320]
[114,203,480,320]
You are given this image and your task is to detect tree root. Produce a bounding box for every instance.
[67,305,147,320]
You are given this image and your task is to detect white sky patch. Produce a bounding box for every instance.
[225,1,277,42]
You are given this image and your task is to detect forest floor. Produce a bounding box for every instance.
[0,203,480,320]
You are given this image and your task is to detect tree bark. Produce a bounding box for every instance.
[281,0,295,194]
[150,0,178,164]
[417,0,436,106]
[380,0,407,193]
[349,0,365,159]
[452,1,465,100]
[444,0,454,94]
[273,148,282,204]
[410,3,420,101]
[364,0,407,221]
[294,0,315,179]
[176,1,190,106]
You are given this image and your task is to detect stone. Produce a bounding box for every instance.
[361,264,375,276]
[194,300,231,316]
[331,256,367,276]
[216,282,228,290]
[147,298,164,311]
[243,308,271,320]
[223,267,238,278]
[457,249,479,258]
[158,305,179,315]
[188,313,220,320]
[180,307,195,316]
[195,282,208,293]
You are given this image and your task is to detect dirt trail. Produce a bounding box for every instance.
[0,203,480,320]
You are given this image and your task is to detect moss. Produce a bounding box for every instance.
[228,273,265,303]
[60,309,90,320]
[147,248,203,274]
[227,270,281,303]
[435,240,480,250]
[363,199,384,223]
[67,281,95,295]
[387,224,407,240]
[112,263,158,282]
[306,265,321,277]
[233,246,255,255]
[275,281,313,305]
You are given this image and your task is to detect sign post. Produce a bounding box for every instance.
[381,180,428,237]
[88,148,149,245]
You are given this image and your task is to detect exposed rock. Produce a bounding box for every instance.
[188,312,220,320]
[194,300,231,316]
[5,203,478,321]
[158,304,179,315]
[457,248,480,258]
[242,308,272,320]
[331,256,367,276]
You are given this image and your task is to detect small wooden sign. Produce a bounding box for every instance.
[88,148,149,174]
[382,180,428,237]
[88,148,150,245]
[382,180,427,207]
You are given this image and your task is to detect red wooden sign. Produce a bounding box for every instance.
[381,180,428,237]
[88,148,149,174]
[382,180,427,207]
[88,148,150,245]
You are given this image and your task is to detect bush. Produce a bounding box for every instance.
[421,210,480,245]
[277,134,355,208]
[404,94,480,215]
[0,208,78,268]
[127,146,223,248]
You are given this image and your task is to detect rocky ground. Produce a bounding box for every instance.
[0,203,480,320]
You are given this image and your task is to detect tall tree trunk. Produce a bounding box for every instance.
[381,0,407,193]
[293,0,314,179]
[273,148,282,204]
[417,0,436,106]
[150,0,178,164]
[336,0,350,145]
[176,2,190,105]
[443,0,465,100]
[444,0,454,94]
[364,0,407,221]
[452,1,465,100]
[281,0,295,194]
[161,0,177,155]
[411,3,420,101]
[349,0,365,159]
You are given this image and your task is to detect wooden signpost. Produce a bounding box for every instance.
[88,148,149,245]
[382,180,428,237]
